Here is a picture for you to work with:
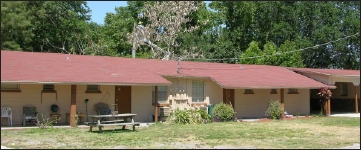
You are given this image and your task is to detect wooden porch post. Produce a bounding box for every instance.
[154,86,158,122]
[356,85,359,114]
[327,98,331,115]
[70,85,77,127]
[280,88,284,119]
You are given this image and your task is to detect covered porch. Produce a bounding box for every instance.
[288,68,360,115]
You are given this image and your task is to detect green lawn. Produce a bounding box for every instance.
[1,116,359,149]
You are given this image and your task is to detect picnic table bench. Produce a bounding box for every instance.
[86,114,141,133]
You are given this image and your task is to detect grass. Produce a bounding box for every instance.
[1,116,359,149]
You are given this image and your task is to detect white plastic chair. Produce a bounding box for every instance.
[1,107,12,126]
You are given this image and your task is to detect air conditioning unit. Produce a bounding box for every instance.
[159,106,170,117]
[200,106,208,114]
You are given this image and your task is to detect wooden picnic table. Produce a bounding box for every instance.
[86,113,140,133]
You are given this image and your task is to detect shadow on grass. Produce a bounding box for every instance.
[88,128,138,133]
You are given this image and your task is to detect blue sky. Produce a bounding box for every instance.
[87,1,212,25]
[87,1,128,25]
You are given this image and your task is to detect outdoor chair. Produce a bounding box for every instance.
[1,107,13,126]
[94,102,111,115]
[94,102,111,121]
[23,106,38,126]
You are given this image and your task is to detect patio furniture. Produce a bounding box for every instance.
[94,102,111,122]
[1,107,12,126]
[23,106,38,126]
[87,113,140,133]
[94,102,110,115]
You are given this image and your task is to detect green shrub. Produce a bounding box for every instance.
[265,100,283,119]
[196,108,212,123]
[35,113,60,129]
[212,102,235,122]
[167,108,211,125]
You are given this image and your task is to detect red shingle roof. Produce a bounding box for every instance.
[1,50,335,89]
[287,67,360,76]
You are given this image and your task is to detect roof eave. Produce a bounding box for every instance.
[222,85,336,89]
[1,80,172,86]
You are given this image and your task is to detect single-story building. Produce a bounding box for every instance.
[287,67,360,114]
[0,50,344,126]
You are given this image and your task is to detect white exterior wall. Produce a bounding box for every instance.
[75,85,115,116]
[331,82,360,99]
[284,89,310,115]
[2,81,313,126]
[1,84,117,126]
[1,84,72,125]
[234,89,310,119]
[131,86,153,122]
[205,79,223,105]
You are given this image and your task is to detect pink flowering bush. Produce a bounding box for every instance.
[317,87,332,115]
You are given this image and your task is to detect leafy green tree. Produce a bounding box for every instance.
[1,1,92,54]
[260,41,278,66]
[240,41,262,64]
[276,40,304,67]
[103,5,136,57]
[1,1,35,50]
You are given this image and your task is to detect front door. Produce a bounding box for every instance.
[223,89,235,109]
[115,86,131,114]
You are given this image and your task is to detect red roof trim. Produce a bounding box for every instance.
[1,50,336,89]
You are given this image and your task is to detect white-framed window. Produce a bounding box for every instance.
[86,85,100,92]
[288,88,298,94]
[1,84,20,90]
[341,83,348,96]
[192,81,204,102]
[43,84,55,91]
[152,86,168,104]
[270,89,277,94]
[244,89,254,94]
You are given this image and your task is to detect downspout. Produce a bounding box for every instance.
[356,85,359,114]
[154,86,158,122]
[280,88,285,119]
[70,85,77,127]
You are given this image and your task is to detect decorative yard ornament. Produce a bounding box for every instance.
[50,104,59,113]
[317,87,332,115]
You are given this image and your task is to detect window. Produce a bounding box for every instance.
[288,88,298,94]
[341,83,348,96]
[43,84,55,91]
[192,81,204,102]
[152,86,168,104]
[1,84,20,92]
[244,89,254,94]
[86,85,101,93]
[270,89,277,94]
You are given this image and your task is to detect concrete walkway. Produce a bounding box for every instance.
[1,146,11,149]
[330,113,360,118]
[338,143,360,149]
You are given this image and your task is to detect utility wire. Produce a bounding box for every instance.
[182,33,360,61]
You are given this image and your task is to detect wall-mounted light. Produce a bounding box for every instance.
[178,87,185,93]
